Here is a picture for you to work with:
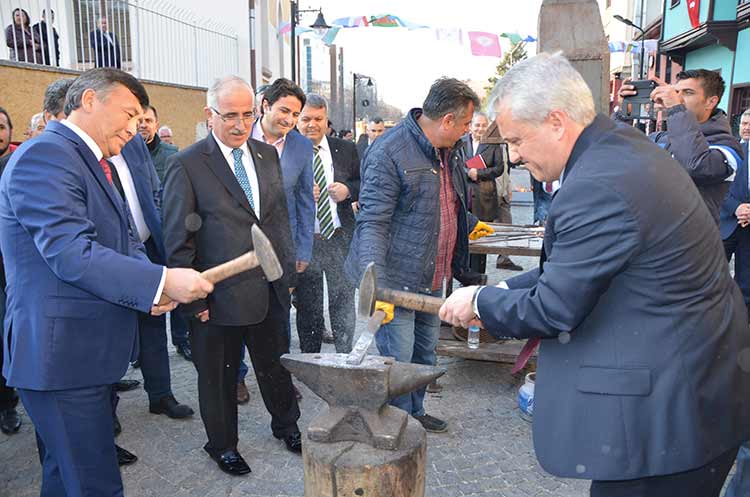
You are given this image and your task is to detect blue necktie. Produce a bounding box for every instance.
[232,148,255,213]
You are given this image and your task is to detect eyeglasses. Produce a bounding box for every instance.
[210,107,256,126]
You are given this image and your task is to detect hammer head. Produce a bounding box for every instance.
[251,225,283,281]
[358,262,377,317]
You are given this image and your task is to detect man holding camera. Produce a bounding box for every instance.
[619,70,742,223]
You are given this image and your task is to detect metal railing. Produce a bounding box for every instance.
[1,0,240,88]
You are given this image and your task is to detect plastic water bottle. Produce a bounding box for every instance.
[467,325,480,349]
[518,372,535,421]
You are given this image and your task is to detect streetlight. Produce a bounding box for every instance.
[353,73,374,138]
[290,1,330,83]
[613,14,646,80]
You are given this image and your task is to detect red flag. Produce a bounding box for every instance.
[687,0,700,29]
[468,31,502,57]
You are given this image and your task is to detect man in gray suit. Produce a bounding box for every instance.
[440,53,750,497]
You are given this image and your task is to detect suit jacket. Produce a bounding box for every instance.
[476,115,750,480]
[162,133,295,326]
[120,135,166,263]
[253,125,314,263]
[89,28,121,68]
[356,135,369,164]
[461,134,503,221]
[31,20,59,66]
[720,141,750,240]
[0,121,163,391]
[326,136,360,237]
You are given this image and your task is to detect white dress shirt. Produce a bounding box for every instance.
[213,131,261,219]
[109,154,151,243]
[314,136,342,234]
[60,120,166,304]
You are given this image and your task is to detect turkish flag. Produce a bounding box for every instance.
[468,31,502,57]
[687,0,700,29]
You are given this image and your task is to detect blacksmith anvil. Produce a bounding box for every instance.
[281,353,445,450]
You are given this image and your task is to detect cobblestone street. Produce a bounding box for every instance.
[0,170,590,497]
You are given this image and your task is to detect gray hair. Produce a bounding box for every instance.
[206,75,254,110]
[30,112,44,129]
[490,52,595,127]
[304,93,328,112]
[44,78,73,117]
[158,125,172,135]
[472,111,489,123]
[742,109,750,120]
[64,68,149,117]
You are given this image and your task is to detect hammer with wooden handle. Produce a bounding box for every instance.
[200,224,283,283]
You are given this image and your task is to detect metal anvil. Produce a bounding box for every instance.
[281,353,445,450]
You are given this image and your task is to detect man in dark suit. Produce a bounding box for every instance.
[110,135,195,425]
[356,116,385,162]
[89,17,121,68]
[721,139,750,312]
[162,75,302,477]
[32,9,59,66]
[295,94,360,353]
[440,53,750,497]
[0,68,212,497]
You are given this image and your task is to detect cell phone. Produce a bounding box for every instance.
[621,79,658,120]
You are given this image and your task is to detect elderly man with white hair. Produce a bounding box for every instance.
[440,52,750,497]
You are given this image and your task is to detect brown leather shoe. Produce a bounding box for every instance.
[237,381,250,405]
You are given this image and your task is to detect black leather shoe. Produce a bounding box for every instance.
[175,343,192,362]
[116,445,138,466]
[115,379,140,392]
[149,395,194,419]
[0,408,21,434]
[413,413,448,433]
[213,450,251,476]
[275,430,302,454]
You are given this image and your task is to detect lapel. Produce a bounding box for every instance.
[462,135,473,158]
[327,137,345,183]
[47,121,127,223]
[202,133,258,220]
[742,141,750,201]
[247,139,271,222]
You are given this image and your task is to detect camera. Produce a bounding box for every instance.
[620,79,657,120]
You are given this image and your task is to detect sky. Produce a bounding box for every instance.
[300,0,543,113]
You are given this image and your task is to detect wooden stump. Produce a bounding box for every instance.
[303,416,426,497]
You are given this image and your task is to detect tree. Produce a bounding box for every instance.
[484,40,528,107]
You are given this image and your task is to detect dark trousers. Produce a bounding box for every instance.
[724,226,750,307]
[589,445,738,497]
[189,290,300,456]
[137,312,172,402]
[19,385,122,497]
[295,231,356,353]
[0,285,17,412]
[169,311,189,348]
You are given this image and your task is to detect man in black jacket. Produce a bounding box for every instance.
[162,75,301,476]
[619,70,742,223]
[295,94,360,353]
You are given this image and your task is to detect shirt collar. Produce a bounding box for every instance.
[254,120,286,147]
[61,119,103,161]
[316,135,330,152]
[212,130,250,160]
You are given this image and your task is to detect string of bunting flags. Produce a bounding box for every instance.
[279,13,656,59]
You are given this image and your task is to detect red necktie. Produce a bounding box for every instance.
[512,337,540,374]
[99,158,113,185]
[544,182,553,193]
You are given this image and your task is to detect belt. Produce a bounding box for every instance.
[314,228,344,240]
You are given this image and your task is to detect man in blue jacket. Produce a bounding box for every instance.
[0,68,213,496]
[441,53,750,497]
[346,78,492,433]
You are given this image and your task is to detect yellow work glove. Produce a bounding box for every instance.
[469,221,495,241]
[375,301,395,324]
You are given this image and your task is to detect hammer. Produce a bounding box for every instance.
[347,262,445,364]
[200,225,283,283]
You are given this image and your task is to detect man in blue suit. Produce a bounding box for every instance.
[110,135,195,425]
[440,54,750,497]
[0,68,213,497]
